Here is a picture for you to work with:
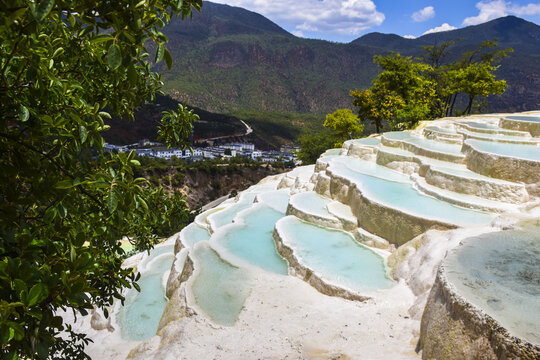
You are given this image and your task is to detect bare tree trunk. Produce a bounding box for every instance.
[465,96,474,114]
[449,94,458,116]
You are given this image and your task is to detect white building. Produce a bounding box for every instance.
[104,143,128,153]
[154,148,184,160]
[220,142,255,152]
[251,151,263,160]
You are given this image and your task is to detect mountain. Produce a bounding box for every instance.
[158,2,540,120]
[105,93,277,149]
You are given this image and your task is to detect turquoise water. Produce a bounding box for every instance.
[213,205,288,275]
[466,139,540,162]
[138,244,174,268]
[431,166,511,183]
[458,121,499,129]
[384,131,463,155]
[505,115,540,123]
[322,148,342,156]
[237,191,259,204]
[445,229,540,345]
[181,223,211,249]
[332,156,410,183]
[208,202,254,228]
[424,126,456,134]
[190,243,251,326]
[464,131,538,143]
[407,136,463,154]
[256,190,290,213]
[329,159,494,225]
[384,131,412,140]
[353,137,381,146]
[279,216,394,291]
[290,191,332,218]
[117,252,175,340]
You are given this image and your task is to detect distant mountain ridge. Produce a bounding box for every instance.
[159,2,540,115]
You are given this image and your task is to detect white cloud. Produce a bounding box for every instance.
[292,30,305,37]
[403,34,416,39]
[463,1,540,26]
[412,6,435,22]
[422,23,457,35]
[209,0,385,39]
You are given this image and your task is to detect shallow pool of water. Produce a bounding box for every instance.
[213,205,288,274]
[504,115,540,123]
[384,131,463,155]
[180,223,211,249]
[445,229,540,345]
[207,202,255,229]
[353,137,381,146]
[256,189,290,213]
[190,242,252,326]
[290,191,333,218]
[466,139,540,162]
[117,251,174,341]
[278,216,394,291]
[328,159,494,225]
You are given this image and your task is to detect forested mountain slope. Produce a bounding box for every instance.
[158,1,540,114]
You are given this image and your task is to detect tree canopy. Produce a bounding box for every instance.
[297,130,336,165]
[351,40,512,132]
[323,109,364,147]
[0,0,201,358]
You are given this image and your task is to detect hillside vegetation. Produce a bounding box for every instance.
[159,2,540,115]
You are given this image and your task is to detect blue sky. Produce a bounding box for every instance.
[209,0,540,42]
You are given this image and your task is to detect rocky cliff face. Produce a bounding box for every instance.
[152,164,287,209]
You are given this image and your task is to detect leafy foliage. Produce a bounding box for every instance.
[297,130,337,165]
[351,40,511,131]
[350,87,404,133]
[323,109,364,147]
[0,0,201,358]
[158,104,199,148]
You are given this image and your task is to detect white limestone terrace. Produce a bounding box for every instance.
[500,114,540,136]
[72,112,540,360]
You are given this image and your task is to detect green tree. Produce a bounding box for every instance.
[297,130,336,165]
[350,87,404,133]
[453,40,512,114]
[0,1,201,359]
[323,109,364,146]
[351,41,512,130]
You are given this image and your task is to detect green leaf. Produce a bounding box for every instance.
[55,179,73,189]
[79,126,88,143]
[6,8,27,26]
[164,47,173,70]
[34,0,55,22]
[108,192,118,213]
[28,283,47,307]
[18,105,29,122]
[52,47,64,58]
[90,35,114,44]
[107,44,122,70]
[10,322,25,341]
[155,43,164,64]
[70,246,76,263]
[98,111,111,119]
[127,64,138,84]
